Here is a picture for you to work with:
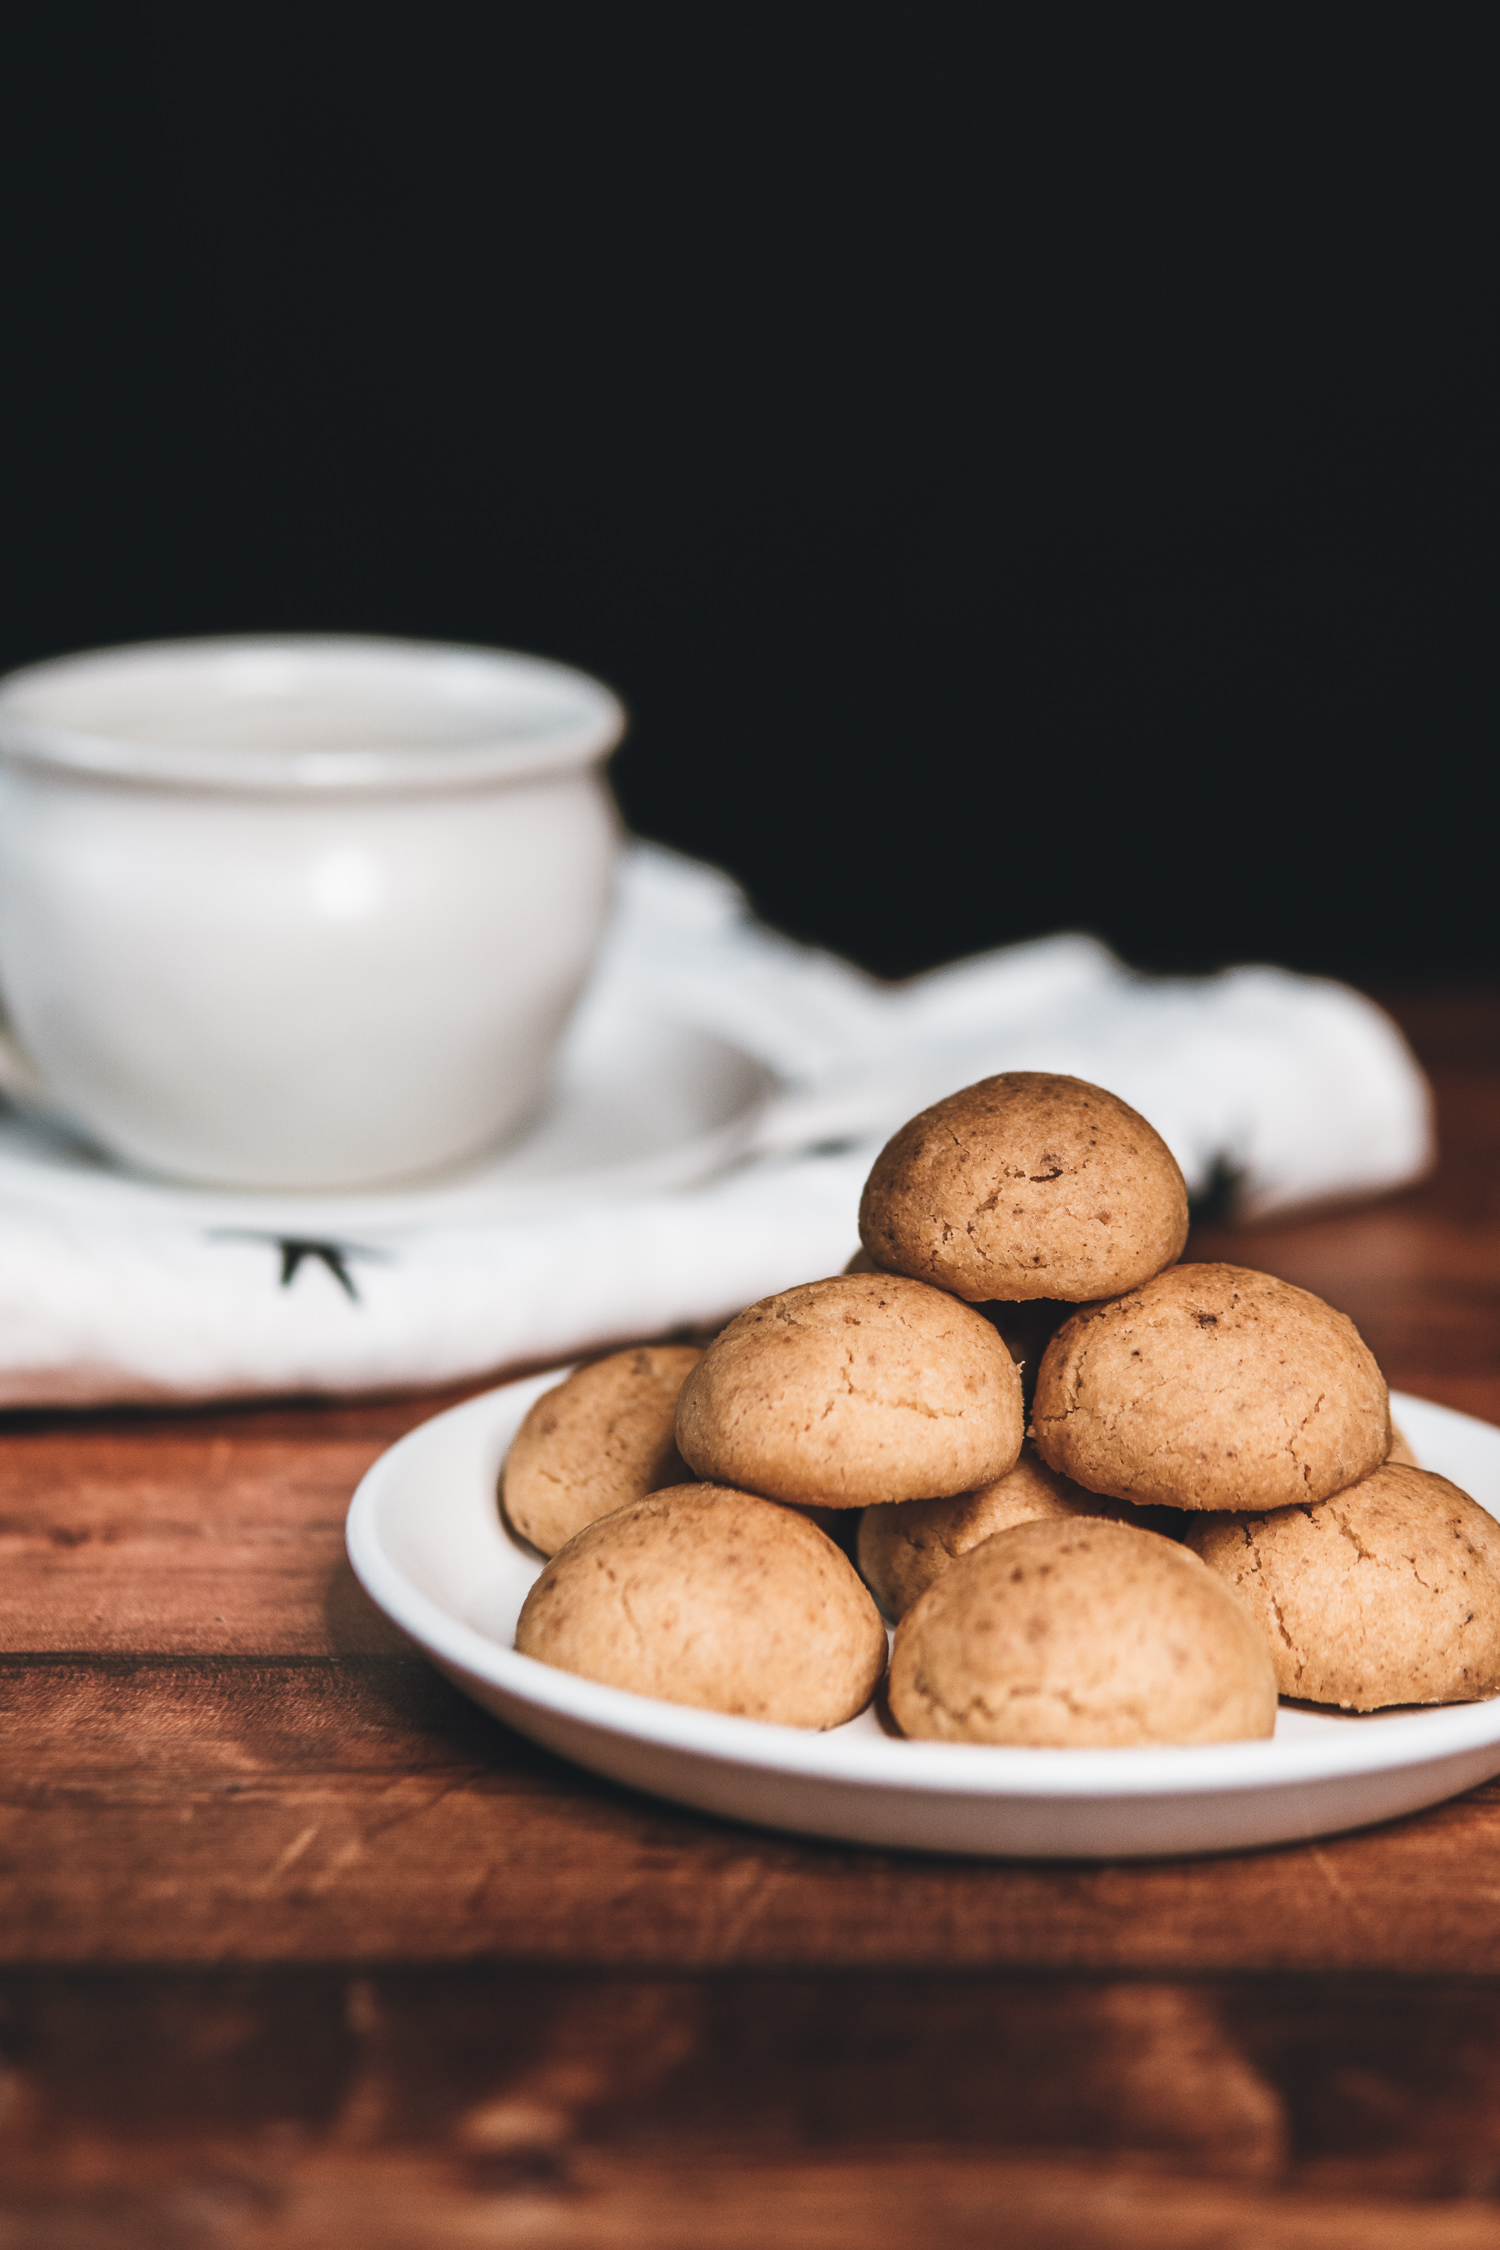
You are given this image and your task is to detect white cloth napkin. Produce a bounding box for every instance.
[0,842,1432,1407]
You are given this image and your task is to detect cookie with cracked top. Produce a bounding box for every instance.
[887,1515,1277,1746]
[1185,1463,1500,1709]
[502,1344,704,1557]
[1031,1262,1390,1513]
[675,1271,1023,1509]
[858,1072,1188,1304]
[516,1483,888,1728]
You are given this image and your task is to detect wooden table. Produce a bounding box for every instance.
[7,990,1500,2248]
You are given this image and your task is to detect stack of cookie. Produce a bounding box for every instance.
[509,1072,1500,1744]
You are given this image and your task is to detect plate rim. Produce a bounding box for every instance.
[346,1377,1500,1804]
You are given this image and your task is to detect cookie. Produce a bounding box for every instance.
[1186,1463,1500,1710]
[515,1483,888,1727]
[1031,1263,1390,1512]
[857,1441,1179,1619]
[887,1516,1277,1746]
[502,1344,704,1556]
[675,1272,1023,1508]
[858,1072,1189,1304]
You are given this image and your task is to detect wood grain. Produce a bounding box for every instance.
[9,2148,1500,2250]
[9,1654,1500,1971]
[0,1424,404,1656]
[8,1971,1500,2244]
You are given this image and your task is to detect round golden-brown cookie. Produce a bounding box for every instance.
[675,1272,1023,1508]
[1185,1464,1500,1710]
[502,1345,703,1556]
[857,1441,1181,1619]
[887,1516,1277,1746]
[1031,1263,1390,1513]
[858,1072,1189,1304]
[514,1483,888,1727]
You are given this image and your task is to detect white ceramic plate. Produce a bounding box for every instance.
[346,1381,1500,1859]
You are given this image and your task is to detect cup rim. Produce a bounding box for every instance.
[0,633,627,794]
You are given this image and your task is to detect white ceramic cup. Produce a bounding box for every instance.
[0,635,624,1189]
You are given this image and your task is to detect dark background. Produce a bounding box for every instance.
[2,6,1490,980]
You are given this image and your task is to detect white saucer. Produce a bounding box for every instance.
[0,997,778,1234]
[346,1382,1500,1859]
